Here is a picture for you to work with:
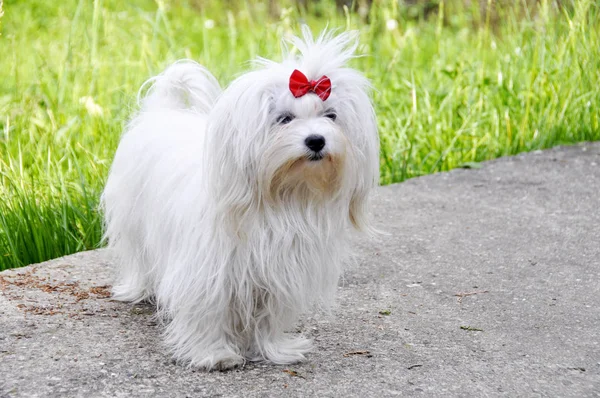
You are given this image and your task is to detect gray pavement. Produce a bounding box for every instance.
[1,143,599,397]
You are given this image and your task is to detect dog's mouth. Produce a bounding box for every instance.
[263,151,345,203]
[307,152,325,162]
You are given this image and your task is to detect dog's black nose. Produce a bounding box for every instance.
[304,135,326,152]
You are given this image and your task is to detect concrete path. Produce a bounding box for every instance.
[1,143,599,397]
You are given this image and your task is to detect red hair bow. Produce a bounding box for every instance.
[289,69,332,101]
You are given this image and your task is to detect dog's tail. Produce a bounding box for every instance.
[138,60,222,114]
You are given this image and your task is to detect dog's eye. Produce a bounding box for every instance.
[324,111,337,122]
[277,113,295,125]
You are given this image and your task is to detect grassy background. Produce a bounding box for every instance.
[0,0,598,270]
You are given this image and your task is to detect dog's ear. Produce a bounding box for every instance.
[335,72,380,234]
[206,73,273,239]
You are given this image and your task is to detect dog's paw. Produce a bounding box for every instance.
[261,336,313,365]
[190,351,245,371]
[213,355,245,371]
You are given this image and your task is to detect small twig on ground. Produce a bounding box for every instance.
[455,290,489,304]
[343,350,372,358]
[460,325,484,332]
[283,369,305,379]
[567,367,586,372]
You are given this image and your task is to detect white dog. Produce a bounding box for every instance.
[101,27,379,370]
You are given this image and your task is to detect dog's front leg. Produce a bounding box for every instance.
[248,292,313,365]
[164,305,246,371]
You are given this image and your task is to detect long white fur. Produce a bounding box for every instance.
[101,27,379,370]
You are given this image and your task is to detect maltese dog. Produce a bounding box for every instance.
[102,27,379,370]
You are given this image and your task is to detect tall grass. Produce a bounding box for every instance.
[0,0,598,270]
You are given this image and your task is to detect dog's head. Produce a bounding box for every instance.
[209,27,379,231]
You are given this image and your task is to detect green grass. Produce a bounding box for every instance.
[0,0,599,270]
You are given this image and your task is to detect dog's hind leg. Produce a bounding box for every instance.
[109,228,155,303]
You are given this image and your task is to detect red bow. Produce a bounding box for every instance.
[289,69,332,101]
